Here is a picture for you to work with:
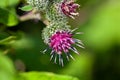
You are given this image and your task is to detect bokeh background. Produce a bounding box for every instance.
[0,0,120,80]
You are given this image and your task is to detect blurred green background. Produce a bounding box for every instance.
[0,0,120,80]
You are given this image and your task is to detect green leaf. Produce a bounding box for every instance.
[0,8,18,26]
[0,0,19,8]
[19,5,33,11]
[0,53,16,80]
[19,72,79,80]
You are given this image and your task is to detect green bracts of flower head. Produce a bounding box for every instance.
[42,22,71,44]
[27,0,49,11]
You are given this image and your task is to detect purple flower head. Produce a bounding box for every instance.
[49,31,74,54]
[43,29,84,66]
[61,0,80,19]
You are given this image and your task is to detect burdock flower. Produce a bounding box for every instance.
[61,0,80,19]
[42,23,84,66]
[26,0,83,66]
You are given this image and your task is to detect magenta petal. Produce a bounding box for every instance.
[49,31,74,54]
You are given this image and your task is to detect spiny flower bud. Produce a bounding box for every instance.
[46,2,67,23]
[27,0,49,11]
[42,23,84,66]
[61,0,80,19]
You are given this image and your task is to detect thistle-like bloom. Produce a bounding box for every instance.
[61,0,80,19]
[42,28,84,66]
[50,31,74,54]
